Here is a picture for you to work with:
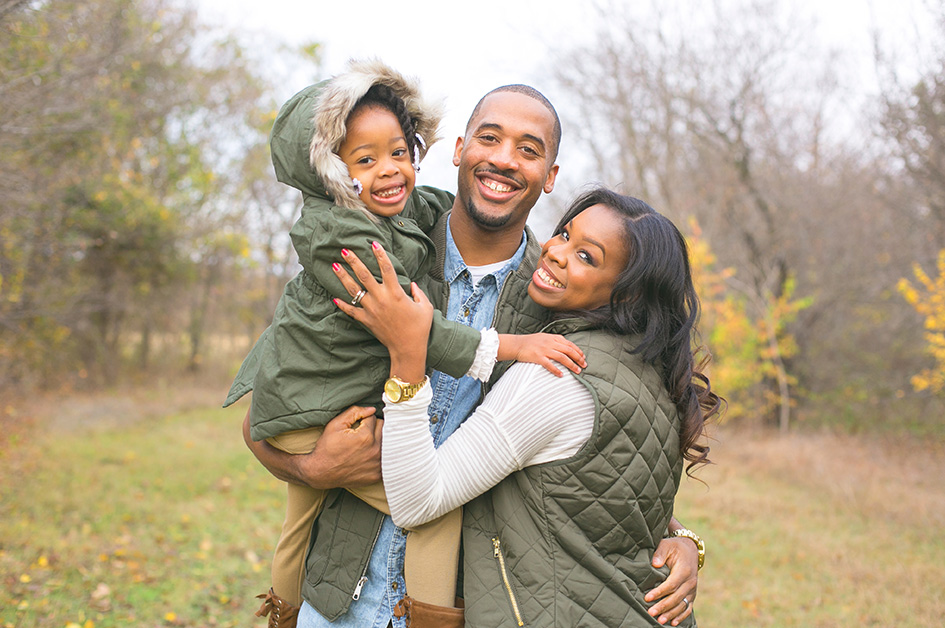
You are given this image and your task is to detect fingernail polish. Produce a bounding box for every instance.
[332,298,339,306]
[332,263,341,272]
[341,248,350,257]
[371,241,380,250]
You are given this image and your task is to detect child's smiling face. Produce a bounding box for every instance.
[338,105,416,217]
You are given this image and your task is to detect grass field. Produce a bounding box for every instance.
[1,386,944,627]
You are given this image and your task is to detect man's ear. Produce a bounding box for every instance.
[452,136,464,167]
[543,163,560,194]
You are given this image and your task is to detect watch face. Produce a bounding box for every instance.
[384,378,402,402]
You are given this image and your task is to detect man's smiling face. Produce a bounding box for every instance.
[452,91,559,231]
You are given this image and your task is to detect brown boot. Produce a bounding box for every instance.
[393,595,464,628]
[255,588,300,628]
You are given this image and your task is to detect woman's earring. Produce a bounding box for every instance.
[352,178,363,195]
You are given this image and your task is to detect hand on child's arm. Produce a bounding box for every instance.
[310,405,384,489]
[242,406,383,489]
[497,333,587,377]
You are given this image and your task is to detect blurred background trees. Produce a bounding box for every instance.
[1,0,943,437]
[553,0,945,433]
[0,0,310,389]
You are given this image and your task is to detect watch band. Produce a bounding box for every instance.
[384,375,428,403]
[671,528,706,570]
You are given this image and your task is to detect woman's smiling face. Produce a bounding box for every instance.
[527,203,630,312]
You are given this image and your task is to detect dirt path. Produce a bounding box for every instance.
[1,380,231,444]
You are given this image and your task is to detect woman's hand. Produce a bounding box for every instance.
[331,242,432,381]
[645,537,699,625]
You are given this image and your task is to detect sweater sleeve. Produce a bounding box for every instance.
[381,362,596,528]
[465,328,499,381]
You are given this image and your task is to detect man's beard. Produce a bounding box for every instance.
[464,196,515,230]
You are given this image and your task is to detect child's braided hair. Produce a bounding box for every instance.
[347,84,422,169]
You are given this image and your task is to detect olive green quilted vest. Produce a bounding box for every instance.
[461,322,694,628]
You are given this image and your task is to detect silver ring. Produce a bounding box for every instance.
[683,597,690,608]
[351,289,366,306]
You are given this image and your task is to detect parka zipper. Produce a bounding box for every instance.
[492,537,525,626]
[352,522,384,600]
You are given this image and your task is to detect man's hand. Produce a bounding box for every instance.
[307,405,383,488]
[242,405,383,489]
[645,536,699,625]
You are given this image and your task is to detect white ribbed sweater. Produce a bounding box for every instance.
[381,361,595,529]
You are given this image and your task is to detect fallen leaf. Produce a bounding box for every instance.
[91,582,111,600]
[90,582,112,612]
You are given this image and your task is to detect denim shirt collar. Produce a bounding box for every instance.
[443,216,528,288]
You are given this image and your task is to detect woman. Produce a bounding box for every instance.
[333,187,721,627]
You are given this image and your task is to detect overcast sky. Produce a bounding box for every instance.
[196,0,932,237]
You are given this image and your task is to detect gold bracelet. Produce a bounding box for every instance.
[671,528,705,570]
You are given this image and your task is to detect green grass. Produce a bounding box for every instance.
[2,396,944,627]
[0,403,283,627]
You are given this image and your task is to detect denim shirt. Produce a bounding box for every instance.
[298,221,527,628]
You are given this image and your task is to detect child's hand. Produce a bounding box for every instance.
[498,333,587,377]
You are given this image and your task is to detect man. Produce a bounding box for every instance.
[244,85,702,628]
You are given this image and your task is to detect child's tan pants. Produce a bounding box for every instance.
[266,426,461,607]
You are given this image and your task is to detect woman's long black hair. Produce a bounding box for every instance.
[552,187,722,474]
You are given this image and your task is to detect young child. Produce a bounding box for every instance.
[224,60,582,628]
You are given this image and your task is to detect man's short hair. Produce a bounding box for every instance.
[465,85,562,162]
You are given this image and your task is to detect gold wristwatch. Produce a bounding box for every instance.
[671,528,706,570]
[383,375,428,403]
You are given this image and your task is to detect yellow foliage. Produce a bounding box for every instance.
[687,219,810,421]
[898,249,945,393]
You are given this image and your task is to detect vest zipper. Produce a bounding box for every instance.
[492,537,525,626]
[352,576,368,601]
[352,521,384,600]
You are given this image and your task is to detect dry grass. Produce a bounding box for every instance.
[2,384,944,626]
[678,427,945,626]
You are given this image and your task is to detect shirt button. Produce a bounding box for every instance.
[392,582,399,591]
[430,414,438,424]
[463,307,470,317]
[398,220,405,227]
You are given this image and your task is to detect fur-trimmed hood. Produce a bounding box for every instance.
[270,59,443,212]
